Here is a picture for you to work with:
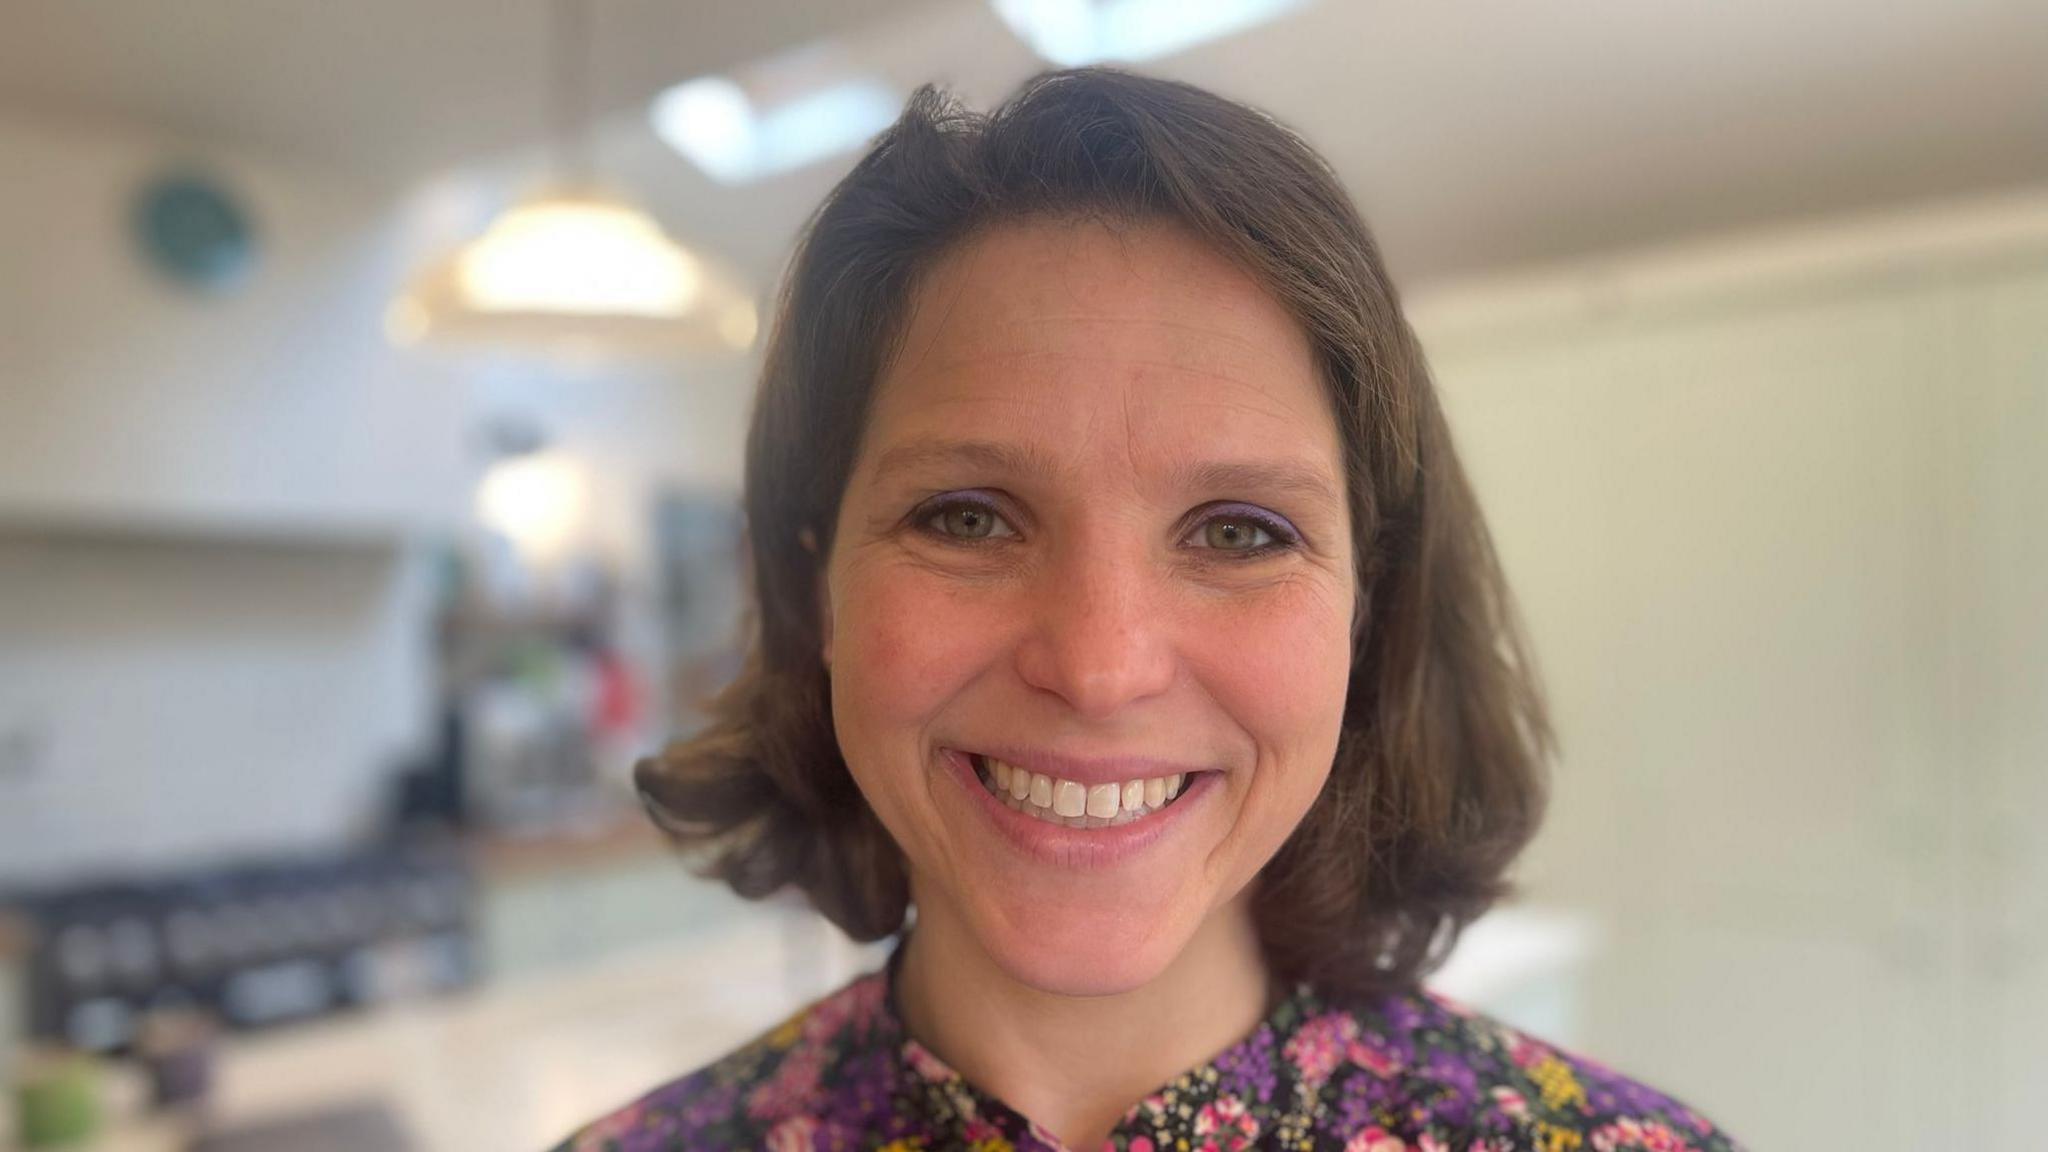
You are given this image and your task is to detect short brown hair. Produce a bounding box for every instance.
[637,67,1552,1002]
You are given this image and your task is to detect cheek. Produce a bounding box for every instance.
[1188,580,1353,805]
[830,563,1009,738]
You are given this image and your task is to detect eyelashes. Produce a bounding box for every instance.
[1190,502,1301,555]
[909,492,1014,544]
[919,493,1017,542]
[910,491,1302,559]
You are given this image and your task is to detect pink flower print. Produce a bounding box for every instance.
[1488,1086,1529,1121]
[840,972,888,1029]
[749,978,896,1122]
[1589,1117,1699,1152]
[1345,1031,1407,1078]
[1342,1125,1410,1152]
[804,974,884,1038]
[1504,1032,1549,1072]
[1285,1011,1360,1091]
[1193,1093,1261,1151]
[747,1042,827,1120]
[764,1114,819,1152]
[1128,1138,1157,1152]
[569,1102,646,1151]
[905,1041,956,1085]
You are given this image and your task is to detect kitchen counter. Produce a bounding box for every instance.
[1,818,738,1151]
[3,908,882,1152]
[465,817,669,880]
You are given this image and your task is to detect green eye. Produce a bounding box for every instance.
[926,501,1013,540]
[1200,517,1273,551]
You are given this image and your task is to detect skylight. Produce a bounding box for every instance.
[991,0,1312,66]
[650,59,900,186]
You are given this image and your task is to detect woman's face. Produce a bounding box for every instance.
[823,218,1355,995]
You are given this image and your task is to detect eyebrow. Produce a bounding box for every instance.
[868,438,1066,487]
[1172,458,1345,513]
[867,437,1344,513]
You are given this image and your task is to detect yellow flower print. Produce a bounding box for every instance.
[764,1009,807,1051]
[1533,1120,1584,1152]
[1531,1057,1587,1112]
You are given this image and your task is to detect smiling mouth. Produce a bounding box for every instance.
[968,753,1192,829]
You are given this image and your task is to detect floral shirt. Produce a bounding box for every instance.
[550,945,1743,1152]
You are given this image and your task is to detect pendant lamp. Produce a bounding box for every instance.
[388,0,756,357]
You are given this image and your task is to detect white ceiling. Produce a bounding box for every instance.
[4,0,2045,289]
[0,0,933,173]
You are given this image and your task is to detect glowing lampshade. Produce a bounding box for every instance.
[390,188,757,358]
[458,195,699,316]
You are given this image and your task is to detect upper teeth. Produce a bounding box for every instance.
[983,757,1185,827]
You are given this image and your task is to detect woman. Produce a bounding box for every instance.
[554,68,1744,1152]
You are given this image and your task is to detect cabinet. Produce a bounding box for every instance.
[1419,251,2048,1150]
[1968,266,2048,1148]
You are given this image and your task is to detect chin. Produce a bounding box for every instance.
[969,892,1200,997]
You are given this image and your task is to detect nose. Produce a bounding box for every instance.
[1012,536,1178,718]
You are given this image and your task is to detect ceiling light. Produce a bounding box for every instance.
[991,0,1311,66]
[388,188,757,356]
[455,193,699,317]
[650,57,900,186]
[390,0,754,358]
[476,451,589,563]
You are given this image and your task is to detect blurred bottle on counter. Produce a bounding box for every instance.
[407,540,645,835]
[133,1008,214,1114]
[13,1045,103,1148]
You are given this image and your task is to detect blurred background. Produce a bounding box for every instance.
[0,1,2042,1149]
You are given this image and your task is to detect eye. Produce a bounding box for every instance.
[1200,517,1272,551]
[1184,505,1298,556]
[920,497,1017,541]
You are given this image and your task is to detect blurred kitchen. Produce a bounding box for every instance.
[0,1,2042,1149]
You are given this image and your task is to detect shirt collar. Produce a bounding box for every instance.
[872,934,1326,1152]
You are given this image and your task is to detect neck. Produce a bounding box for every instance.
[894,886,1273,1151]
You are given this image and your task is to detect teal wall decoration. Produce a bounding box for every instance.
[132,169,257,291]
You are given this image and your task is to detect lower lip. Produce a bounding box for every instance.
[939,748,1212,870]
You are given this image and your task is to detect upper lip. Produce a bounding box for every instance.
[958,745,1213,787]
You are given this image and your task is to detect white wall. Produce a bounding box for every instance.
[1951,259,2048,1152]
[0,532,440,882]
[1413,194,2048,1151]
[0,109,475,535]
[0,109,467,882]
[0,107,759,883]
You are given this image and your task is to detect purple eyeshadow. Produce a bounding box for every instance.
[1203,502,1301,543]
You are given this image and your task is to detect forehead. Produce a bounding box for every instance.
[861,218,1337,473]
